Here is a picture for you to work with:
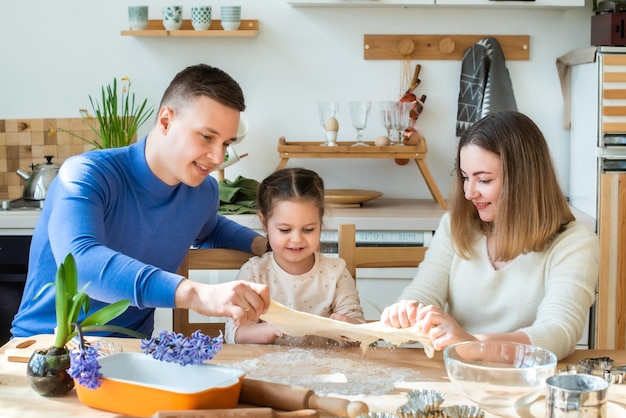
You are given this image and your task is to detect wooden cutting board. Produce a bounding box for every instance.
[3,334,109,363]
[3,334,57,362]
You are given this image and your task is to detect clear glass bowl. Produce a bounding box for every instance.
[443,341,557,412]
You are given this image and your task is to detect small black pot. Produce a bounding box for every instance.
[26,347,74,397]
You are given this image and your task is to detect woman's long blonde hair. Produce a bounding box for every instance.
[449,110,574,261]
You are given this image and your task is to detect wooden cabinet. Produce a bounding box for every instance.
[569,47,626,350]
[597,172,626,350]
[121,19,259,37]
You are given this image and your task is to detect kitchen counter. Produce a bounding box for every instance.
[0,199,595,236]
[225,198,446,232]
[0,210,42,235]
[0,199,446,237]
[1,336,625,417]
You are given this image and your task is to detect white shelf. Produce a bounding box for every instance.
[288,0,584,7]
[287,0,434,6]
[436,0,584,7]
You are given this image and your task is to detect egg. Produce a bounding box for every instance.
[374,135,390,146]
[325,117,339,131]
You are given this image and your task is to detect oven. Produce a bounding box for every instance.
[0,198,41,345]
[0,235,32,345]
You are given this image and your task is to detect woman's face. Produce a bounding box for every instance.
[459,144,503,223]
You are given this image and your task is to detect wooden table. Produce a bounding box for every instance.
[1,336,625,417]
[275,137,447,210]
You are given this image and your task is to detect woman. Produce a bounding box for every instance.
[381,110,599,360]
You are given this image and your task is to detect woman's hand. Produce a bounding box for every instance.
[418,305,476,351]
[381,299,422,328]
[175,279,270,325]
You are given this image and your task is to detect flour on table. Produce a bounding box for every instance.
[226,347,428,397]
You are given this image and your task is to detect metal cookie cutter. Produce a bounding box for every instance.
[559,357,625,385]
[612,365,626,384]
[396,389,484,418]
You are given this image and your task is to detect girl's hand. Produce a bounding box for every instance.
[381,299,422,328]
[417,305,477,351]
[235,321,283,344]
[330,313,362,324]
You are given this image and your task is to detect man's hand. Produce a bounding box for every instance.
[175,279,270,325]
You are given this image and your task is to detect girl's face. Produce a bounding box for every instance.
[459,144,503,223]
[261,199,321,275]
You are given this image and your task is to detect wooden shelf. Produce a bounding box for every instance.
[121,19,259,37]
[275,137,447,209]
[277,138,429,158]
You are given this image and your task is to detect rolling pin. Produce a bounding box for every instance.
[149,408,319,417]
[239,378,369,418]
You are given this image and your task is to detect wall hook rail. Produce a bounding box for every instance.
[364,34,530,61]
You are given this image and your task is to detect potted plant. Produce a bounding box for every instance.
[26,253,144,397]
[65,77,154,149]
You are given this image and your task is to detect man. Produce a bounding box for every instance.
[12,64,270,338]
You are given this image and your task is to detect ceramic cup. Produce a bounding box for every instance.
[128,5,148,30]
[220,5,241,31]
[191,6,212,31]
[162,6,183,31]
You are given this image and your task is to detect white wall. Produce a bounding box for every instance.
[0,0,593,198]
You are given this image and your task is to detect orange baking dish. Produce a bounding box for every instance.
[75,352,245,416]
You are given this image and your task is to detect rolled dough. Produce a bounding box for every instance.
[260,300,434,358]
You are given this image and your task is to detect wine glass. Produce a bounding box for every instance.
[349,101,372,147]
[379,101,395,145]
[317,101,340,147]
[391,101,412,146]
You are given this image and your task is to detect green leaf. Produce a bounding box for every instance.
[38,252,140,349]
[33,281,54,300]
[80,324,147,340]
[80,300,130,328]
[53,254,73,348]
[56,77,154,149]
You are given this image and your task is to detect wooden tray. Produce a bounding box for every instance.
[324,189,382,207]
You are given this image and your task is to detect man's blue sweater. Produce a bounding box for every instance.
[11,138,258,338]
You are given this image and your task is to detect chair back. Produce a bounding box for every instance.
[173,248,252,338]
[337,224,427,279]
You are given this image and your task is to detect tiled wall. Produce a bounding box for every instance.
[0,118,96,200]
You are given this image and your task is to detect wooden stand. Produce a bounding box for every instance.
[275,137,447,209]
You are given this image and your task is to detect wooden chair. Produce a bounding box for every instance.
[172,248,253,338]
[337,224,428,280]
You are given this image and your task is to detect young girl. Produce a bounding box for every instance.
[225,168,366,344]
